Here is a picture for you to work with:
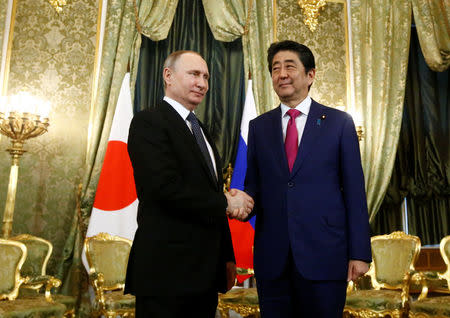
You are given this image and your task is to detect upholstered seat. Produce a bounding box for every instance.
[410,296,450,317]
[217,267,260,318]
[0,238,66,318]
[11,234,76,317]
[217,287,259,318]
[344,231,421,318]
[0,298,66,318]
[409,235,450,318]
[84,232,135,318]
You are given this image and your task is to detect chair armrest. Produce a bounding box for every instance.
[90,272,106,310]
[411,271,429,300]
[401,271,413,307]
[20,275,60,302]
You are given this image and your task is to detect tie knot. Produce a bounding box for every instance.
[187,112,197,123]
[287,109,301,119]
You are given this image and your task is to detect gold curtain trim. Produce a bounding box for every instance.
[132,0,142,34]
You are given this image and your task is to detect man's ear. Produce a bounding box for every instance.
[307,68,316,84]
[163,67,172,86]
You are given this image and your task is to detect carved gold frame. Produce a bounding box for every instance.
[0,238,28,300]
[12,233,52,276]
[84,232,132,291]
[10,234,62,302]
[84,232,134,318]
[345,231,422,318]
[439,235,450,288]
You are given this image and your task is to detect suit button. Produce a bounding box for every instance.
[288,181,294,187]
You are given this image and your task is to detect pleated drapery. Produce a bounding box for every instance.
[350,0,412,223]
[202,0,276,114]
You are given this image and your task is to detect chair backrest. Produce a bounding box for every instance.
[0,239,27,300]
[370,231,421,289]
[440,235,450,285]
[84,232,132,290]
[11,234,52,277]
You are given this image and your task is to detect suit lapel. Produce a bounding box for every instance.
[290,100,325,177]
[269,106,290,176]
[161,101,219,189]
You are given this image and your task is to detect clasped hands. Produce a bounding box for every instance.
[225,188,254,221]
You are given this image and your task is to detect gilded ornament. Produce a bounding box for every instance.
[47,0,67,13]
[297,0,327,32]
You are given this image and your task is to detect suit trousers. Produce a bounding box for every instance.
[256,248,347,318]
[136,292,218,318]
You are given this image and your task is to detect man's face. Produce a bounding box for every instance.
[271,50,315,107]
[164,53,209,111]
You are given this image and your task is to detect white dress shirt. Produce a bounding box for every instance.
[281,95,311,146]
[163,96,217,178]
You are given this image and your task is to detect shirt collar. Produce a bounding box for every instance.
[164,96,192,121]
[281,95,311,118]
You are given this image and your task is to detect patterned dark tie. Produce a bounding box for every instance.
[187,112,217,180]
[285,109,301,172]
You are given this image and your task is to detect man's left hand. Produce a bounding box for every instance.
[347,260,369,282]
[226,261,236,292]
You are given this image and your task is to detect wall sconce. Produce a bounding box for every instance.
[0,93,50,238]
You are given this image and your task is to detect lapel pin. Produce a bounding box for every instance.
[317,114,326,126]
[317,115,327,126]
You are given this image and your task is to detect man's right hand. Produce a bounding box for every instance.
[225,189,254,221]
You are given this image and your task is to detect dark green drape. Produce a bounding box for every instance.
[134,0,246,171]
[373,26,449,244]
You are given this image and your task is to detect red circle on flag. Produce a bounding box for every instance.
[93,140,137,211]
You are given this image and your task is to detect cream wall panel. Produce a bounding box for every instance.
[276,0,348,108]
[0,0,97,273]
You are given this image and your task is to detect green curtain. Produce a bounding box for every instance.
[134,0,246,170]
[374,26,449,244]
[350,0,412,223]
[411,0,450,72]
[202,0,276,114]
[404,27,449,245]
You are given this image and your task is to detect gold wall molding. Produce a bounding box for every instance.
[47,0,67,13]
[1,0,17,96]
[298,0,327,32]
[86,0,105,159]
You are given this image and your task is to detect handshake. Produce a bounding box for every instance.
[225,189,254,221]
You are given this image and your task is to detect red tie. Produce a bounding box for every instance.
[285,109,301,172]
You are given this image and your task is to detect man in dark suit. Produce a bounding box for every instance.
[125,50,254,317]
[240,41,372,317]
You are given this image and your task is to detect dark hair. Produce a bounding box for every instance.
[267,40,315,75]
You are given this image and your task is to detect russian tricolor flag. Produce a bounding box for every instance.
[229,79,257,283]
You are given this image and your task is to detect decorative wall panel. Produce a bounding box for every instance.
[0,0,97,274]
[276,0,348,108]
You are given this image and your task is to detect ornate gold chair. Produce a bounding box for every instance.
[217,268,260,318]
[409,235,450,318]
[84,232,135,318]
[410,235,450,297]
[0,238,66,318]
[344,231,421,318]
[11,234,76,317]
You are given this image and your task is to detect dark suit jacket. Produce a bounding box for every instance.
[124,100,235,296]
[245,100,372,282]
